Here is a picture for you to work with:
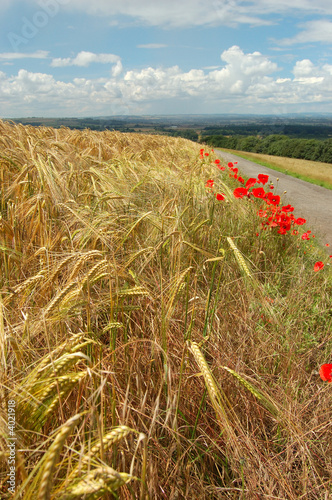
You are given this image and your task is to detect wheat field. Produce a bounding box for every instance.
[0,120,331,499]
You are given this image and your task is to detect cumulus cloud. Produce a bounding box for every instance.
[1,46,332,116]
[51,51,123,76]
[293,59,316,77]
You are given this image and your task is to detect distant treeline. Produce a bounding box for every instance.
[203,135,332,163]
[202,123,332,139]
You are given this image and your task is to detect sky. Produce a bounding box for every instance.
[0,0,331,117]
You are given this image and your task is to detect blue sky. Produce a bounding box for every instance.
[0,0,331,117]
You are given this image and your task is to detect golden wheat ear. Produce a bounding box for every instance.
[56,425,136,495]
[58,467,132,500]
[226,237,252,278]
[38,413,83,500]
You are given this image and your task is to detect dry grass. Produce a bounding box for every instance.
[0,120,331,499]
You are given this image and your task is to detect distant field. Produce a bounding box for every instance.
[219,148,332,190]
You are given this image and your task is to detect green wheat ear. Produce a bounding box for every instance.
[222,366,279,417]
[187,341,235,438]
[226,237,252,277]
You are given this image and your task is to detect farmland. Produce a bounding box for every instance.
[0,121,331,499]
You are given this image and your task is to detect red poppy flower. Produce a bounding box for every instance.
[267,218,278,227]
[245,178,257,189]
[228,162,233,168]
[238,176,244,184]
[257,209,267,218]
[319,364,332,382]
[326,243,330,247]
[301,231,311,240]
[251,187,266,199]
[217,165,226,171]
[215,193,225,201]
[314,261,324,272]
[257,174,269,185]
[266,192,280,206]
[233,187,249,198]
[206,179,214,189]
[278,220,292,233]
[215,159,221,165]
[282,204,294,213]
[295,218,306,225]
[204,153,209,157]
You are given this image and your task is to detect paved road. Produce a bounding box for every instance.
[216,149,332,249]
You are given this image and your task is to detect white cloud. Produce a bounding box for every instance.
[20,0,271,28]
[51,51,123,76]
[292,59,330,87]
[51,51,121,67]
[279,20,332,45]
[293,59,316,77]
[1,47,332,116]
[248,0,332,15]
[0,50,49,61]
[22,0,332,28]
